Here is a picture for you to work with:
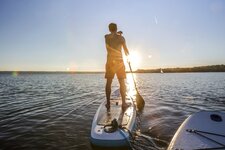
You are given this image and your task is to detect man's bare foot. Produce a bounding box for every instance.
[122,103,129,111]
[105,103,110,111]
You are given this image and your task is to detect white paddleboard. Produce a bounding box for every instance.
[90,89,136,148]
[168,111,225,150]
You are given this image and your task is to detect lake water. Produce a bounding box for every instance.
[0,73,225,149]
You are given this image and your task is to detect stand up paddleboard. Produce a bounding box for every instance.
[168,111,225,150]
[90,89,136,148]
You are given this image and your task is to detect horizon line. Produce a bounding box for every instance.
[0,64,224,73]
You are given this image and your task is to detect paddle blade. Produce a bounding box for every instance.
[136,91,145,111]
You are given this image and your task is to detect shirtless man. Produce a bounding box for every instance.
[105,23,130,111]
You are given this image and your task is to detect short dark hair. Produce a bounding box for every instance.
[108,23,117,32]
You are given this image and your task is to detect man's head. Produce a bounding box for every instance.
[108,23,117,33]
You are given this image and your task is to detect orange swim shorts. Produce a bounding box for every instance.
[105,60,126,79]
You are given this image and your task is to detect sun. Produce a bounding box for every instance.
[66,67,70,71]
[124,51,141,71]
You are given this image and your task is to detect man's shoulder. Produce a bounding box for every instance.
[105,34,110,39]
[120,35,125,39]
[105,33,125,41]
[120,35,125,42]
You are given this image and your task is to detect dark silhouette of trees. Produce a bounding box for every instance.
[136,65,225,73]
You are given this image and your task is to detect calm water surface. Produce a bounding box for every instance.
[0,73,225,149]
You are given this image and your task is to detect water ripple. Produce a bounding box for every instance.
[0,73,225,149]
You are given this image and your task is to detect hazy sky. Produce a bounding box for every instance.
[0,0,225,71]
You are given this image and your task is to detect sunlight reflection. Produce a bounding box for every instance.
[125,107,133,116]
[126,73,137,97]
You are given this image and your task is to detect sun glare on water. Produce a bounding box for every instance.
[126,73,137,97]
[124,51,141,97]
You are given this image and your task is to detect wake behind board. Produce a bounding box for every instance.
[90,89,136,147]
[168,111,225,150]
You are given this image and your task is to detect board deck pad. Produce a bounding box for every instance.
[91,88,136,148]
[97,99,130,126]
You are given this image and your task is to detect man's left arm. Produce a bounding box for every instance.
[122,37,129,56]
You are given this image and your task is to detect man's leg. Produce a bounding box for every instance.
[105,78,113,109]
[119,79,127,109]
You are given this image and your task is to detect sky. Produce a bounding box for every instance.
[0,0,225,71]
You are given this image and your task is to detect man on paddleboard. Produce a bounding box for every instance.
[105,23,130,111]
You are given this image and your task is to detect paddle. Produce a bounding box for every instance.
[127,61,145,111]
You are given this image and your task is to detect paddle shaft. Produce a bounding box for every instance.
[127,59,145,111]
[128,62,138,91]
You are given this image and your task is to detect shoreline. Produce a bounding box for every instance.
[0,65,225,74]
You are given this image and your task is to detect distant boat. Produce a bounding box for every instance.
[160,68,164,73]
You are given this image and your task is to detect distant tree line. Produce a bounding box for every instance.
[136,65,225,73]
